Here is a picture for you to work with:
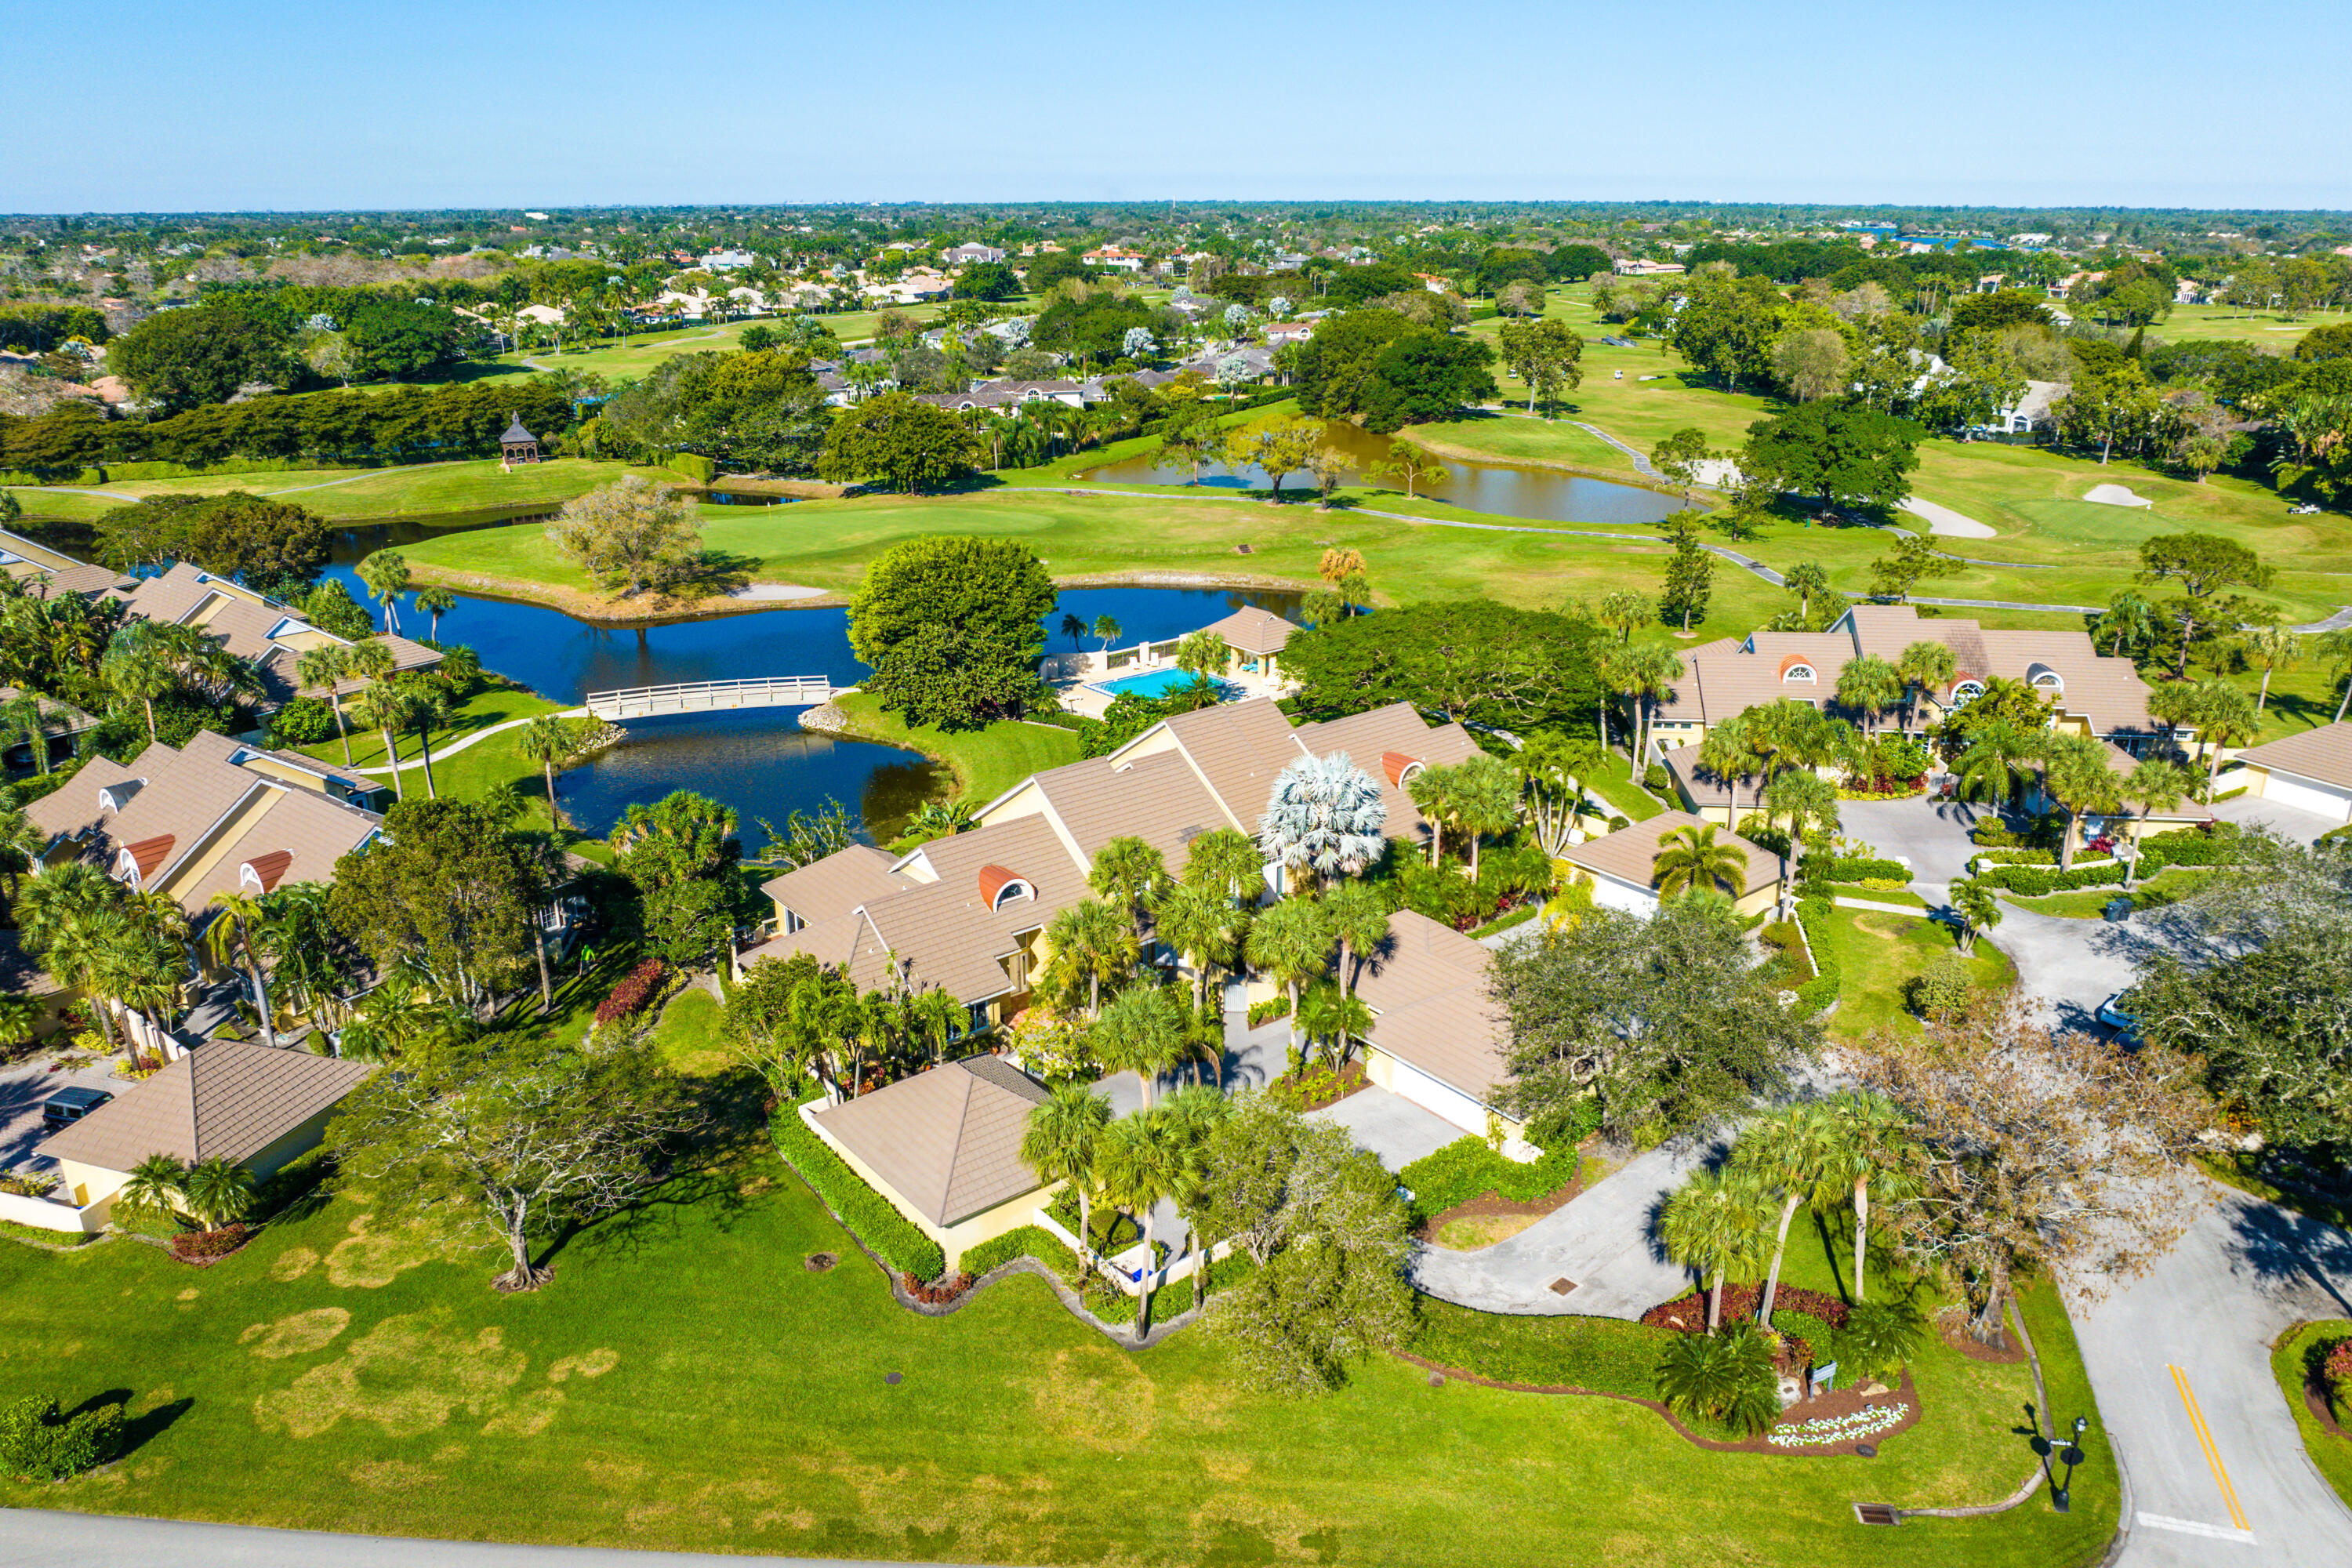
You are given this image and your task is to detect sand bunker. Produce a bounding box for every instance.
[2085,483,2154,508]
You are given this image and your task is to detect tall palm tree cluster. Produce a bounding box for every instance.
[1660,1092,1919,1335]
[1021,1077,1232,1338]
[723,951,971,1102]
[15,863,367,1063]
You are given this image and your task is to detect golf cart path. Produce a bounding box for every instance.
[348,707,587,778]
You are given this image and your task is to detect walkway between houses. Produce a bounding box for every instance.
[350,707,586,777]
[1405,1138,1709,1320]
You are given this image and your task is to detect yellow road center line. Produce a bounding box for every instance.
[2169,1363,2249,1533]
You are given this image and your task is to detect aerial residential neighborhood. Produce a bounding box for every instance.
[0,5,2348,1568]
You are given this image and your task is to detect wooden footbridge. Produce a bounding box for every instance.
[585,675,839,721]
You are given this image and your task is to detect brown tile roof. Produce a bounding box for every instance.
[1657,742,1766,812]
[760,844,902,926]
[38,564,129,597]
[0,686,97,738]
[1352,909,1509,1102]
[808,1056,1051,1226]
[1032,749,1227,875]
[1557,811,1779,898]
[1202,606,1296,657]
[39,1040,372,1173]
[2234,722,2352,791]
[172,786,383,913]
[111,564,439,706]
[0,931,64,997]
[1295,703,1484,842]
[1155,699,1310,830]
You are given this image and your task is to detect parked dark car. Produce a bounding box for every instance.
[40,1087,112,1130]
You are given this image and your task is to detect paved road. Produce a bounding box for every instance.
[1836,794,1994,884]
[0,1510,982,1567]
[2079,1189,2352,1566]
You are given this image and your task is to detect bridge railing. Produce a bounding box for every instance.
[585,676,833,717]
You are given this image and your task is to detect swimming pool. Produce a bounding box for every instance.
[1093,668,1240,700]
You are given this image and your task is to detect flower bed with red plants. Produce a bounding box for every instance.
[595,960,666,1027]
[169,1224,251,1265]
[902,1271,974,1306]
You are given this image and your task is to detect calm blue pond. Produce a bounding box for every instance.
[318,525,1301,837]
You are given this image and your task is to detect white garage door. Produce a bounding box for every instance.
[1382,1055,1490,1143]
[2266,772,2352,824]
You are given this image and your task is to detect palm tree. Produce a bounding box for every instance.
[1406,764,1459,867]
[1948,876,2002,956]
[1092,983,1185,1110]
[117,1153,187,1225]
[1022,1084,1113,1278]
[1321,880,1389,1000]
[1514,730,1602,857]
[397,677,451,799]
[352,682,413,802]
[2095,590,2158,659]
[1257,752,1387,888]
[1149,880,1238,1018]
[1782,562,1830,626]
[1044,898,1137,1016]
[1179,826,1263,906]
[1659,1168,1769,1332]
[294,644,355,764]
[1895,640,1958,734]
[180,1156,255,1231]
[414,585,457,644]
[2039,732,2120,872]
[2188,680,2260,784]
[1059,612,1087,652]
[356,551,411,635]
[1243,895,1335,1061]
[1763,770,1837,905]
[5,690,52,776]
[2119,757,2198,889]
[1729,1102,1840,1327]
[1295,981,1372,1068]
[1447,753,1521,881]
[1098,1109,1185,1338]
[1953,720,2040,808]
[1618,643,1686,771]
[1697,714,1759,828]
[518,713,573,819]
[1835,653,1903,736]
[1653,823,1750,901]
[204,891,278,1050]
[1596,590,1651,646]
[1653,1325,1780,1435]
[1088,836,1167,943]
[101,626,176,744]
[1819,1091,1918,1303]
[907,987,962,1065]
[1091,615,1122,655]
[1161,1085,1230,1309]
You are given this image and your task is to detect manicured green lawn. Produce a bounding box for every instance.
[1584,749,1665,822]
[2269,1321,2352,1511]
[6,459,688,526]
[644,985,730,1078]
[832,692,1082,806]
[1813,906,2015,1039]
[2158,303,2328,348]
[0,1115,2113,1565]
[289,684,575,827]
[2005,867,2216,920]
[1827,884,1930,909]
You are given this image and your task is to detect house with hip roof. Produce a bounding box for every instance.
[1640,602,2179,768]
[36,1040,372,1214]
[2220,721,2352,826]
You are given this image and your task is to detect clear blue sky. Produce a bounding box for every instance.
[9,0,2347,212]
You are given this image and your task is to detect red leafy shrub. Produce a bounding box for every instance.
[2325,1338,2352,1396]
[902,1271,974,1306]
[169,1224,250,1265]
[1642,1283,1850,1334]
[595,960,666,1026]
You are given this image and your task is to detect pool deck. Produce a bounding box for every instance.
[1052,650,1295,720]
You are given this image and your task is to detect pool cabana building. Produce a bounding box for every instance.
[1104,605,1298,683]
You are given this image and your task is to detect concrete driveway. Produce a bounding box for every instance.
[2081,1185,2352,1566]
[1984,898,2146,1035]
[2209,793,2347,845]
[1406,1138,1714,1319]
[1837,794,1994,884]
[0,1055,125,1175]
[1310,1086,1462,1171]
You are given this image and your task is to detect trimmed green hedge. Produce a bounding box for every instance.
[770,1106,946,1281]
[2140,829,2240,869]
[1407,1296,1670,1398]
[1976,861,2127,895]
[1793,898,1842,1012]
[1826,856,1910,883]
[960,1224,1076,1278]
[1399,1135,1579,1227]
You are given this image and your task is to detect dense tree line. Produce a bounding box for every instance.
[1289,308,1496,431]
[1281,600,1603,734]
[0,377,575,474]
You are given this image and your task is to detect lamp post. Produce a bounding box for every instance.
[2054,1415,2088,1513]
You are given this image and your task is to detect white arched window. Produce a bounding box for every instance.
[1783,663,1817,684]
[1951,680,1985,707]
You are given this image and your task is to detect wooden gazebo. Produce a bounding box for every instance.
[499,413,541,465]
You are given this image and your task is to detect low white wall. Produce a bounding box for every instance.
[0,1189,108,1234]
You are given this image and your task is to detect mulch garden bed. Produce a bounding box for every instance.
[1394,1350,1920,1456]
[1642,1282,1851,1333]
[1416,1169,1586,1243]
[1276,1058,1370,1114]
[2307,1381,2346,1439]
[1936,1306,2028,1363]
